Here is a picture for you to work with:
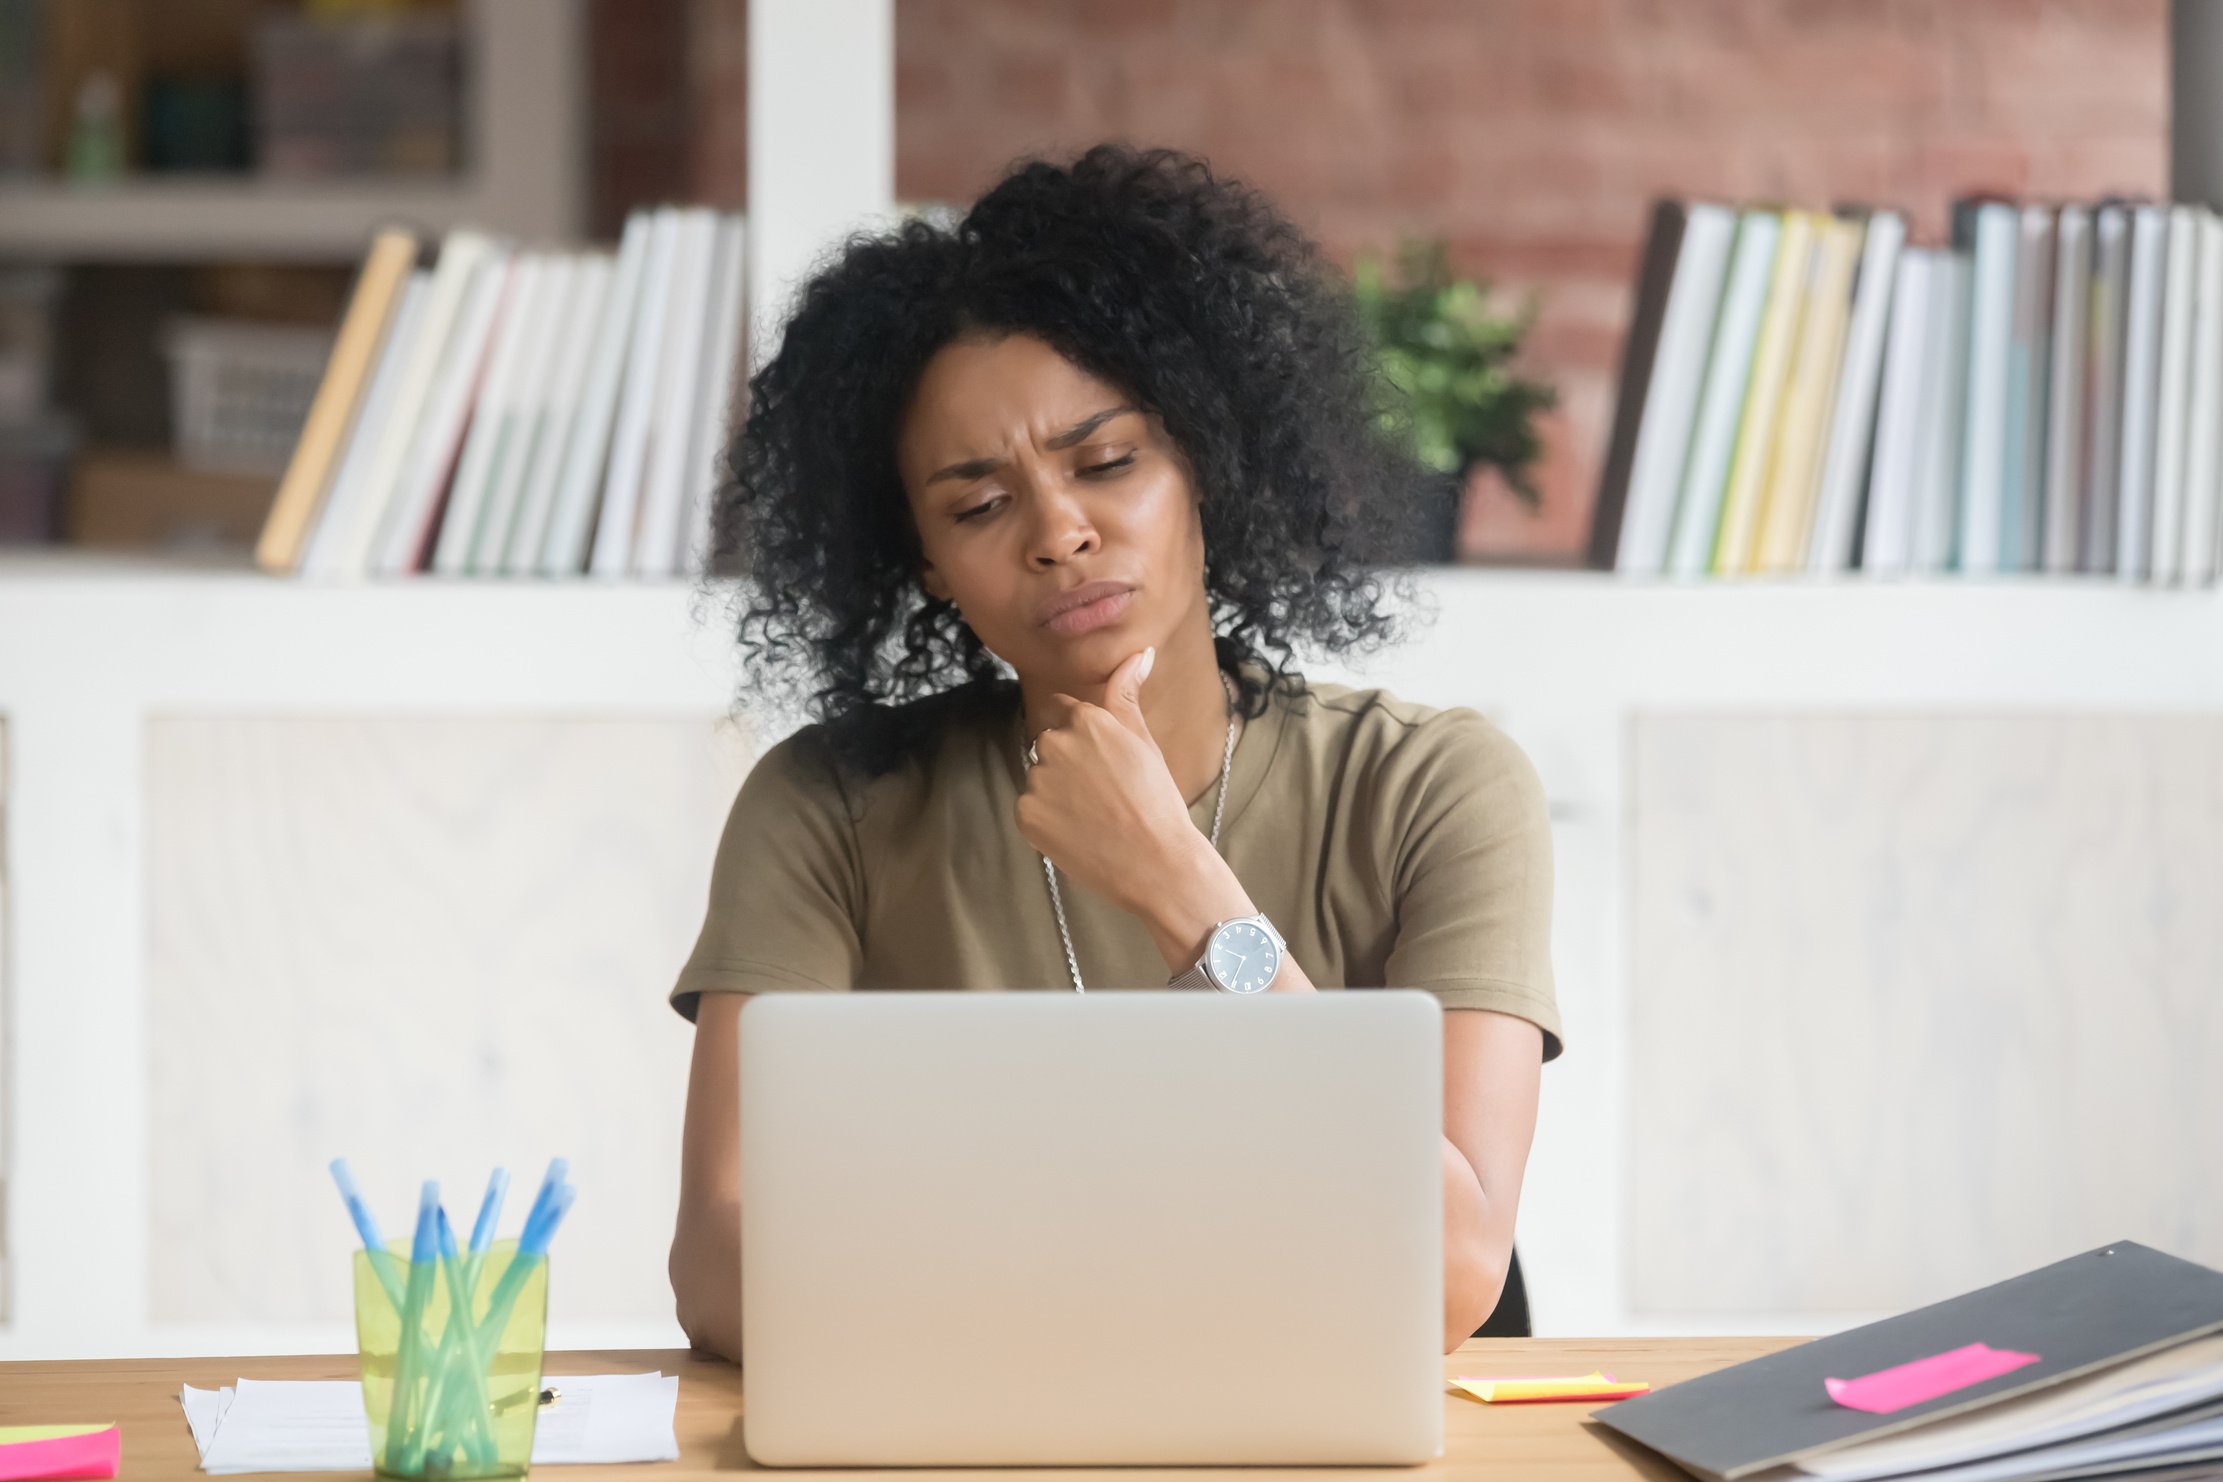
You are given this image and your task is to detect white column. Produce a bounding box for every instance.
[746,0,896,370]
[5,693,147,1355]
[472,0,587,243]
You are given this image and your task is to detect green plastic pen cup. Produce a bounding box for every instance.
[353,1237,549,1480]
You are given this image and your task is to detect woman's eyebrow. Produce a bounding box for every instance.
[1043,404,1136,450]
[926,454,1002,486]
[925,405,1138,486]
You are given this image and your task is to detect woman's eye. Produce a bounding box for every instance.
[954,498,1000,523]
[1081,453,1136,476]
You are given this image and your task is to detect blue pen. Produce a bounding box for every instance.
[462,1167,508,1298]
[502,1160,565,1267]
[522,1184,574,1255]
[522,1158,567,1229]
[390,1182,441,1474]
[467,1168,508,1261]
[430,1205,498,1469]
[328,1158,405,1307]
[474,1182,574,1350]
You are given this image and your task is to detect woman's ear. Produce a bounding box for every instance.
[919,564,951,603]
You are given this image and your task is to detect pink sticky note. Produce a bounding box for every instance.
[1824,1343,2041,1415]
[0,1425,120,1482]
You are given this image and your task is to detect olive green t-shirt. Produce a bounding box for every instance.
[670,669,1562,1060]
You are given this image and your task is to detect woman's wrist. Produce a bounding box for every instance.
[1132,832,1256,976]
[1129,833,1314,992]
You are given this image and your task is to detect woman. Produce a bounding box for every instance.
[668,145,1562,1362]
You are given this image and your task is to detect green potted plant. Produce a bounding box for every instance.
[1353,238,1556,563]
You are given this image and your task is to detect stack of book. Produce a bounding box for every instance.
[254,205,747,579]
[1592,196,2223,585]
[1598,1242,2223,1482]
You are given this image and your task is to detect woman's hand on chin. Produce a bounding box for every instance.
[1014,646,1199,916]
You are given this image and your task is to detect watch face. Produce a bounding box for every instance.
[1208,919,1279,994]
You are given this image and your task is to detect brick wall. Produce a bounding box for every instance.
[587,0,748,238]
[617,0,2169,560]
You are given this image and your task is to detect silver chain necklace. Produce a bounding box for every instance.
[1019,668,1239,992]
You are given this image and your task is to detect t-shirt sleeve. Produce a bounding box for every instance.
[1379,708,1564,1061]
[669,726,864,1022]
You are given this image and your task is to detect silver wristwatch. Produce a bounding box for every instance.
[1169,913,1285,994]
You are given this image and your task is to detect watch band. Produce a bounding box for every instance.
[1169,958,1215,991]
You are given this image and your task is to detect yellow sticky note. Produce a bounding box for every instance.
[0,1428,113,1445]
[1451,1373,1650,1404]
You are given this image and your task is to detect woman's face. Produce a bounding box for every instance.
[897,332,1207,689]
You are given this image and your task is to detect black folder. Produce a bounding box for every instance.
[1591,1241,2223,1481]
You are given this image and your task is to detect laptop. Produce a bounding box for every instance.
[737,990,1445,1467]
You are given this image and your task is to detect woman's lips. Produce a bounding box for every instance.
[1042,588,1134,636]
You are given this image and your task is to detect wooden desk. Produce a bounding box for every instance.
[0,1338,1802,1480]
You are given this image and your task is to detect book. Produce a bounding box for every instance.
[254,227,418,574]
[2040,204,2091,574]
[630,206,722,578]
[1594,1243,2223,1482]
[370,247,515,575]
[2116,202,2171,580]
[2082,202,2132,574]
[431,251,553,576]
[1665,210,1781,577]
[1954,199,2018,575]
[539,210,655,575]
[2181,209,2223,587]
[297,271,430,580]
[1596,201,1735,574]
[677,211,749,576]
[1912,250,1972,574]
[498,254,613,575]
[2000,203,2055,571]
[1859,246,1936,576]
[321,228,499,578]
[1591,199,1689,571]
[1593,187,2223,587]
[467,255,578,574]
[587,206,684,578]
[1711,209,1816,572]
[1753,212,1863,572]
[1809,209,1906,574]
[2147,204,2202,584]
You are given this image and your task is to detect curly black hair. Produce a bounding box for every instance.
[712,143,1435,779]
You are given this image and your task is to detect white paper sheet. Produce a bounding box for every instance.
[176,1372,679,1473]
[179,1384,222,1456]
[1793,1333,2223,1481]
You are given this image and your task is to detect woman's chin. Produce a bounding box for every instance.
[1023,631,1138,686]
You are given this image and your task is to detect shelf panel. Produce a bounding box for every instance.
[4,551,2223,714]
[0,0,584,261]
[0,176,525,261]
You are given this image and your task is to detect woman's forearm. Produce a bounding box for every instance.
[1132,837,1316,990]
[1133,843,1503,1348]
[669,1197,745,1363]
[1441,1137,1510,1350]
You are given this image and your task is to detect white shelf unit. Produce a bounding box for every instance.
[0,0,585,261]
[4,0,2222,1361]
[5,557,2223,1357]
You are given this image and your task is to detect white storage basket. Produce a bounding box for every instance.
[162,315,335,475]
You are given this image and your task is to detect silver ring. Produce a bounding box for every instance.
[1022,738,1040,769]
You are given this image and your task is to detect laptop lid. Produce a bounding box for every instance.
[737,990,1445,1467]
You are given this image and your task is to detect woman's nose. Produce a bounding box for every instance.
[1025,481,1098,566]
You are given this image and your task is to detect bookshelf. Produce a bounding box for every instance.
[6,0,2223,1364]
[0,0,585,261]
[7,555,2223,1357]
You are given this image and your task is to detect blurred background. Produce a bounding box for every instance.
[2,0,2220,1362]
